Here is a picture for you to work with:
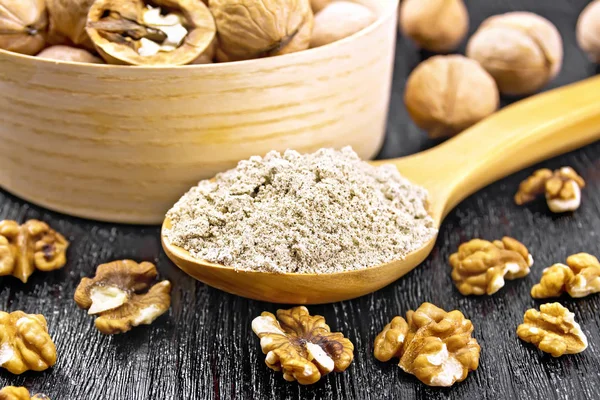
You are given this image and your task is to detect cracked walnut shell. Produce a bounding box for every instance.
[517,303,588,357]
[374,303,480,387]
[449,237,533,296]
[0,220,69,283]
[531,253,600,299]
[0,311,57,375]
[515,167,585,213]
[0,0,48,55]
[0,387,49,400]
[86,0,216,66]
[252,306,354,385]
[404,55,499,139]
[210,0,314,62]
[74,260,171,335]
[466,12,563,95]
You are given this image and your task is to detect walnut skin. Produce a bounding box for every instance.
[252,306,354,385]
[74,260,171,335]
[86,0,216,66]
[531,253,600,299]
[309,2,376,48]
[210,0,313,62]
[37,45,103,63]
[404,55,499,139]
[517,303,588,357]
[400,0,469,52]
[0,387,49,400]
[466,12,563,95]
[374,303,480,387]
[577,0,600,63]
[46,0,95,50]
[0,220,69,283]
[0,0,48,55]
[0,311,57,375]
[515,167,586,213]
[449,237,533,296]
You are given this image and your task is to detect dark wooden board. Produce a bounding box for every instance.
[1,0,599,399]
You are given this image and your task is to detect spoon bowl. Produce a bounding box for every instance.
[162,76,600,304]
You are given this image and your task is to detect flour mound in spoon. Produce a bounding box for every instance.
[164,147,437,274]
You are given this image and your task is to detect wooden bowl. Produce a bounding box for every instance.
[0,0,398,225]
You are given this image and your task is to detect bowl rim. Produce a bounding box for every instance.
[0,0,399,70]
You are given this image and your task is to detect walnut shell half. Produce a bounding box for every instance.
[86,0,216,66]
[0,0,48,55]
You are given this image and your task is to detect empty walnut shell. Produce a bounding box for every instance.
[0,0,48,55]
[46,0,95,50]
[210,0,314,62]
[37,45,103,63]
[86,0,216,66]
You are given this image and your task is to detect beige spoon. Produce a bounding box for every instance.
[163,75,600,304]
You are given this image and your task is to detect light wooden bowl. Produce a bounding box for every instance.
[0,0,398,225]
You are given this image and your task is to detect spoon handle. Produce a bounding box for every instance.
[393,75,600,219]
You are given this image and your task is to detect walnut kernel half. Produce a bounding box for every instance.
[74,260,171,334]
[0,220,69,283]
[0,311,56,375]
[531,253,600,299]
[252,306,354,385]
[449,237,533,296]
[374,303,480,387]
[0,387,49,400]
[515,167,585,213]
[517,303,588,357]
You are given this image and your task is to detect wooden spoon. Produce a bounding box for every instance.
[162,76,600,304]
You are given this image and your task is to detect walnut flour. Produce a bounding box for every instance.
[164,147,437,274]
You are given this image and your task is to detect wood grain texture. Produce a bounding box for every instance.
[0,0,398,225]
[1,0,600,399]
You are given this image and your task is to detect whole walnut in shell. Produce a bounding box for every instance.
[577,0,600,63]
[404,55,499,139]
[0,0,48,55]
[310,1,377,48]
[400,0,469,52]
[466,12,563,96]
[210,0,314,62]
[37,45,103,63]
[46,0,95,50]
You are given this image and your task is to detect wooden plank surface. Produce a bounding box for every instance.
[1,0,599,399]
